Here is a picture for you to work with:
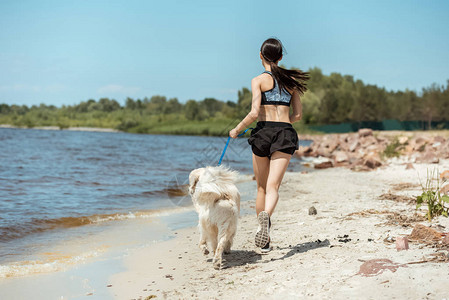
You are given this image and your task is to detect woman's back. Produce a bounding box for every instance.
[258,71,294,123]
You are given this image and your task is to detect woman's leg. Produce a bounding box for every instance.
[264,151,291,216]
[252,153,270,216]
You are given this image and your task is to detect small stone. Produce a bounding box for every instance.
[405,163,414,170]
[396,236,409,251]
[309,206,317,215]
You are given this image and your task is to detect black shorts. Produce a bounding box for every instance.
[248,121,299,158]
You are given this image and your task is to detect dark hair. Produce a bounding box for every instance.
[260,38,309,95]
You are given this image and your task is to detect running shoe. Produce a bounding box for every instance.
[260,239,271,253]
[255,211,270,247]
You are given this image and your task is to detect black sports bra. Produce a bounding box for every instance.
[260,71,292,106]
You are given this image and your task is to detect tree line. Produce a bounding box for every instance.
[0,67,448,134]
[302,67,449,129]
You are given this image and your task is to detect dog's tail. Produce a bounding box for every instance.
[206,165,239,184]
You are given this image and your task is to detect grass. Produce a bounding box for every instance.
[416,168,449,221]
[381,136,406,159]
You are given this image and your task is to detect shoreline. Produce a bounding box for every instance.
[110,159,449,299]
[0,124,120,133]
[0,175,257,298]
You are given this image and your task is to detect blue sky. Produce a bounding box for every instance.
[1,0,448,106]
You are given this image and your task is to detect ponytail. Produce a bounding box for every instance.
[261,38,310,96]
[269,61,309,96]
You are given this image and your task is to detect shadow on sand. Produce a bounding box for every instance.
[273,239,330,261]
[211,239,330,269]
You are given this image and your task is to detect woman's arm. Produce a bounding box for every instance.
[289,89,302,123]
[229,77,262,138]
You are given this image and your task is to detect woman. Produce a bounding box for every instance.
[229,38,309,252]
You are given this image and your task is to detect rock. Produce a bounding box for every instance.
[328,138,339,153]
[398,136,408,144]
[415,137,428,144]
[316,147,332,158]
[349,139,359,152]
[408,224,443,242]
[360,135,378,148]
[333,151,349,163]
[440,170,449,181]
[433,136,446,143]
[413,137,429,152]
[439,142,449,159]
[395,236,409,251]
[364,154,382,169]
[416,149,439,164]
[366,144,381,152]
[358,128,373,137]
[440,184,449,196]
[314,161,333,169]
[309,206,317,215]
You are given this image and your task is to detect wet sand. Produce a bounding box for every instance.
[110,158,449,299]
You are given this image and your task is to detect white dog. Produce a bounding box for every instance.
[188,165,240,269]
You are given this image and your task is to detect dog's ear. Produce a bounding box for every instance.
[188,168,204,195]
[195,168,224,201]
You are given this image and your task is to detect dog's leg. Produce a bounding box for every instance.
[223,238,233,254]
[223,226,236,254]
[198,223,209,255]
[210,226,218,255]
[213,235,225,270]
[213,230,231,270]
[199,236,209,255]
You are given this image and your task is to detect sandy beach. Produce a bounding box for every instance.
[109,157,449,300]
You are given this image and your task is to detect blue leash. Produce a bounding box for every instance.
[218,127,253,166]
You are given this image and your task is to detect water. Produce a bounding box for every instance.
[0,128,311,277]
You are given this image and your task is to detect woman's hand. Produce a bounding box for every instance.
[229,128,239,139]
